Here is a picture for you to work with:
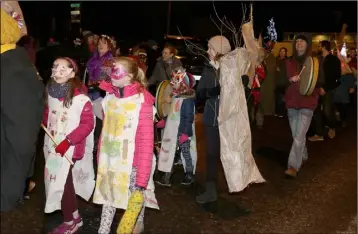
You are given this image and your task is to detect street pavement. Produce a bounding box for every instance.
[1,113,357,234]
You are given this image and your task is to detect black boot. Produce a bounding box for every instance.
[196,181,218,204]
[155,172,172,187]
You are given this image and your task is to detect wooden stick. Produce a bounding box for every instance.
[41,124,74,165]
[298,66,306,78]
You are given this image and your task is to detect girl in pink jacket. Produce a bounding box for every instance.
[93,57,158,234]
[43,57,95,234]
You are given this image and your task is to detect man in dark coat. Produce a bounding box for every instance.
[309,40,341,141]
[1,4,44,212]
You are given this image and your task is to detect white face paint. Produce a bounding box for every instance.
[51,59,75,84]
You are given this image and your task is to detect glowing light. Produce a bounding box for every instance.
[340,42,347,58]
[265,18,277,42]
[193,75,201,81]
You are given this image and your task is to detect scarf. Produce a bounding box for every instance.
[48,82,71,99]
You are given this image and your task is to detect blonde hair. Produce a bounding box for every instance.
[113,56,147,90]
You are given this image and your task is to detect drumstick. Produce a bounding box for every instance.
[298,66,306,78]
[41,124,74,165]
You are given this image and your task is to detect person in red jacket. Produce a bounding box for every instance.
[43,57,95,234]
[93,57,158,234]
[284,34,320,178]
[248,63,266,127]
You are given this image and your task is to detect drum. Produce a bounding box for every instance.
[299,56,319,96]
[155,80,172,119]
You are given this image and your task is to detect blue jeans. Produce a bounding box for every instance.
[287,108,314,171]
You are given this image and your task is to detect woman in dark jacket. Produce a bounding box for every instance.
[195,35,231,204]
[148,45,183,87]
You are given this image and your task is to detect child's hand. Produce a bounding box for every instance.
[55,139,71,156]
[156,119,166,129]
[179,134,189,145]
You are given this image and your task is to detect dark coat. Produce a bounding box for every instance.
[148,57,183,85]
[1,47,44,212]
[178,97,195,137]
[319,54,342,91]
[195,63,220,126]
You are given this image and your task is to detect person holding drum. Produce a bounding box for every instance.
[284,34,321,178]
[155,67,197,187]
[147,44,183,95]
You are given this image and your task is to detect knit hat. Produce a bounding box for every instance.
[295,34,309,44]
[1,8,20,45]
[1,1,27,36]
[208,35,231,55]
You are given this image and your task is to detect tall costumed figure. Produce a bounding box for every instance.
[217,5,265,193]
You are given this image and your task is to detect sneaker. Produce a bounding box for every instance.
[328,129,336,139]
[48,220,81,234]
[285,167,297,178]
[308,135,324,142]
[181,173,194,186]
[155,173,172,187]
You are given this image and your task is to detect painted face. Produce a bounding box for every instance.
[295,39,308,56]
[110,64,131,88]
[51,59,75,84]
[162,48,173,61]
[170,69,186,90]
[207,44,216,61]
[98,38,109,55]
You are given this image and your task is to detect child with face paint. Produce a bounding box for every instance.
[93,57,158,234]
[155,66,197,187]
[42,57,95,234]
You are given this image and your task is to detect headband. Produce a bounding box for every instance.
[63,57,78,74]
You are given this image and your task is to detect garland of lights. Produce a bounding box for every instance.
[265,17,277,42]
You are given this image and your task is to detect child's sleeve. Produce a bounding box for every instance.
[134,103,154,188]
[179,99,195,137]
[66,101,95,145]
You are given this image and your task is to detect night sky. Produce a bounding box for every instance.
[19,1,357,45]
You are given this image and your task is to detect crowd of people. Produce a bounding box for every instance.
[1,2,357,234]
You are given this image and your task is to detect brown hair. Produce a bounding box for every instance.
[163,44,178,56]
[112,56,147,92]
[98,35,116,56]
[45,57,86,108]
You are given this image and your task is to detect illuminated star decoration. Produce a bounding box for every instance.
[265,17,277,42]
